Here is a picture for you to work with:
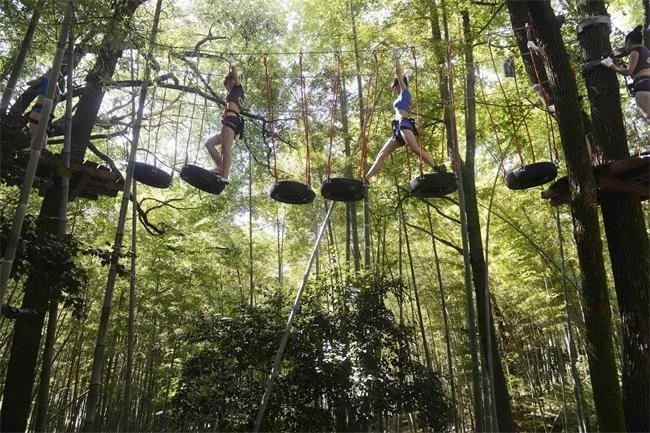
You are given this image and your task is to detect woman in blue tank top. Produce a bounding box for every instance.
[602,25,650,122]
[204,62,245,185]
[365,48,438,183]
[26,71,61,147]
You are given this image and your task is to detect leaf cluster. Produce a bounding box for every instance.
[171,275,451,432]
[0,214,87,318]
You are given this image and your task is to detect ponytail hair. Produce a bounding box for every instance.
[391,75,408,89]
[625,25,643,44]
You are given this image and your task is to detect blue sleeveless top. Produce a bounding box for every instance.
[393,88,412,113]
[38,76,49,95]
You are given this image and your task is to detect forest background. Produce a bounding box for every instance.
[0,0,647,432]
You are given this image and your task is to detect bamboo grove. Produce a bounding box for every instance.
[0,0,648,431]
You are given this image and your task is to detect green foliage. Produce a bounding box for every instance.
[171,276,451,432]
[0,214,87,317]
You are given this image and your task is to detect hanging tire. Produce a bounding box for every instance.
[179,164,227,195]
[132,162,172,189]
[320,177,365,202]
[409,172,457,198]
[505,161,558,190]
[270,180,315,205]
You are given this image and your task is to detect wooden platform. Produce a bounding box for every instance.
[39,157,124,201]
[541,156,649,206]
[2,147,124,201]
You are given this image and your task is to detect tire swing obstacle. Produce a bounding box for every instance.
[265,53,315,205]
[320,53,366,202]
[488,32,557,191]
[180,59,228,195]
[408,47,457,199]
[132,83,172,189]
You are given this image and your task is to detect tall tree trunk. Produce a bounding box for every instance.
[0,2,144,431]
[0,4,75,430]
[34,34,75,433]
[84,1,161,429]
[402,210,433,373]
[460,10,516,432]
[121,182,138,432]
[523,2,626,431]
[576,4,650,431]
[347,0,363,274]
[427,3,487,430]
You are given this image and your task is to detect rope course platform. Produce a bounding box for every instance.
[541,155,649,205]
[57,158,124,201]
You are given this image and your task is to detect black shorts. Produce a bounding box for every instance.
[392,118,418,146]
[633,76,650,93]
[222,114,244,138]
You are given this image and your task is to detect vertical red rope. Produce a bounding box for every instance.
[487,36,525,166]
[525,23,552,110]
[359,51,380,179]
[263,55,279,180]
[326,54,341,180]
[299,53,311,186]
[411,46,424,176]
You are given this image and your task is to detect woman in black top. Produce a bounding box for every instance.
[602,25,650,122]
[205,62,244,184]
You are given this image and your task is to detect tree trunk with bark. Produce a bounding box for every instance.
[577,3,650,431]
[0,2,144,431]
[460,10,516,432]
[523,2,626,431]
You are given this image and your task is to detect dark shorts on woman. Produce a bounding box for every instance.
[222,114,244,138]
[633,76,650,93]
[392,118,418,146]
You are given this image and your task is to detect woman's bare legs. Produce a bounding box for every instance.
[365,136,400,181]
[218,124,236,178]
[205,123,236,178]
[634,90,650,122]
[401,129,438,170]
[204,133,222,171]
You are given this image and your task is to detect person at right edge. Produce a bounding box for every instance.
[602,25,650,122]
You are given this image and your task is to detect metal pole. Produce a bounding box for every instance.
[252,201,336,432]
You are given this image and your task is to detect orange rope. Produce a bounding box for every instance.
[326,54,342,180]
[263,55,279,180]
[525,24,552,108]
[411,46,424,176]
[299,53,311,186]
[487,36,525,166]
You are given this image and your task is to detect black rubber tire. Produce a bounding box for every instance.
[505,161,558,190]
[320,177,365,202]
[179,164,227,195]
[270,180,315,205]
[132,162,172,189]
[409,172,457,198]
